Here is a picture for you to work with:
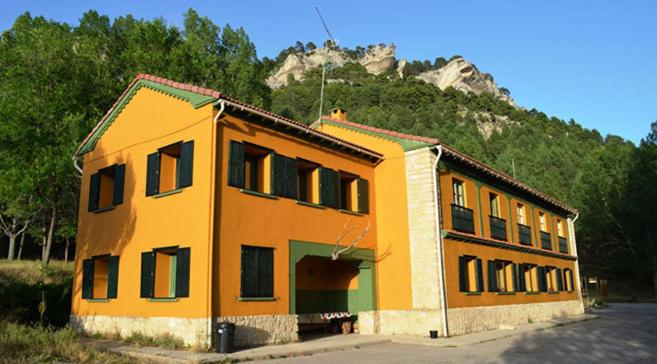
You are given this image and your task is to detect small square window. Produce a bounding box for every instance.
[154,250,178,298]
[88,164,125,212]
[82,255,119,300]
[146,141,194,197]
[458,255,483,293]
[493,260,513,292]
[244,144,270,193]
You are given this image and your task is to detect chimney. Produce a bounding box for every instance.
[329,107,347,121]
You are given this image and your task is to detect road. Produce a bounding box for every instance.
[253,304,657,364]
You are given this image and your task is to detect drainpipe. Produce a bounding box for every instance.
[72,156,83,174]
[206,99,226,347]
[569,212,585,312]
[431,145,449,337]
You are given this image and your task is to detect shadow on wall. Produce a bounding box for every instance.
[499,305,657,362]
[73,143,138,307]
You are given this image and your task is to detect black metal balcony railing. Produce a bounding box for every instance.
[540,231,552,250]
[558,236,568,253]
[451,204,475,234]
[489,216,507,241]
[518,223,532,246]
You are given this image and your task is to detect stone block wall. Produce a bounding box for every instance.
[70,314,210,348]
[358,309,443,336]
[404,148,441,310]
[447,300,584,336]
[215,314,299,348]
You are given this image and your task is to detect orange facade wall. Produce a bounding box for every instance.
[317,123,414,310]
[444,238,579,308]
[73,88,215,319]
[214,115,377,317]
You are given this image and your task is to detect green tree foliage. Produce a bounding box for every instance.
[0,9,268,262]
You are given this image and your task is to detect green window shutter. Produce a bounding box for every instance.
[107,256,119,299]
[258,248,274,298]
[556,268,563,291]
[476,259,484,292]
[319,168,338,207]
[178,140,194,188]
[512,263,518,292]
[228,141,245,188]
[88,173,100,211]
[286,156,298,199]
[538,267,547,292]
[568,270,574,292]
[518,264,526,292]
[487,260,498,292]
[271,153,284,196]
[458,256,467,292]
[241,246,258,297]
[358,178,370,214]
[82,259,94,299]
[113,164,126,206]
[140,252,155,298]
[175,247,191,297]
[146,152,160,196]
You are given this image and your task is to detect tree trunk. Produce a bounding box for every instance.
[17,231,25,260]
[41,208,56,264]
[64,239,70,262]
[7,234,16,260]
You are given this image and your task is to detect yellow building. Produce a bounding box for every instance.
[71,75,583,348]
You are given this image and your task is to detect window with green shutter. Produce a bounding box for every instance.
[228,141,245,188]
[88,164,126,212]
[296,159,319,203]
[140,247,191,299]
[338,172,358,211]
[81,254,120,300]
[146,141,194,197]
[271,153,297,198]
[458,255,482,293]
[241,245,274,298]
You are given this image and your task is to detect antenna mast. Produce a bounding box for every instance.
[315,6,337,127]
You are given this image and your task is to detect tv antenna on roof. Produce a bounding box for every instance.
[315,6,338,127]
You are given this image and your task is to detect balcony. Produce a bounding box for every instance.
[540,231,552,250]
[489,216,507,241]
[451,204,475,234]
[518,223,532,246]
[558,236,568,253]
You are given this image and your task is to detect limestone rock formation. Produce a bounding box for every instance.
[359,45,396,75]
[415,57,515,106]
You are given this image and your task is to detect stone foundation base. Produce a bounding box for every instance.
[447,300,584,336]
[216,314,299,348]
[69,315,210,348]
[358,309,443,336]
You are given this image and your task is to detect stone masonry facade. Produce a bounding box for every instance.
[447,300,584,336]
[405,148,441,310]
[70,314,211,348]
[216,314,299,348]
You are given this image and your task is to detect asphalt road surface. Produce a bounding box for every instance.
[253,303,657,364]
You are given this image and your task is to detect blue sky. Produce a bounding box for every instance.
[2,1,655,143]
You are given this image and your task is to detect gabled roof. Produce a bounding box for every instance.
[319,116,577,215]
[75,74,383,162]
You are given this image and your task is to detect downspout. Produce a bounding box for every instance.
[206,99,225,347]
[431,145,449,337]
[569,212,585,312]
[72,156,83,174]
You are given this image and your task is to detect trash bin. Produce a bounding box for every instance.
[216,322,236,353]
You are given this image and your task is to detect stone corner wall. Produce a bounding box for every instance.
[447,300,584,336]
[358,309,443,337]
[404,148,441,310]
[69,314,210,349]
[216,314,298,348]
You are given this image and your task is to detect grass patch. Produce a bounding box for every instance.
[0,321,136,364]
[0,259,73,326]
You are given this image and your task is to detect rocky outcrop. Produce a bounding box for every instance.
[416,57,515,106]
[267,45,515,106]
